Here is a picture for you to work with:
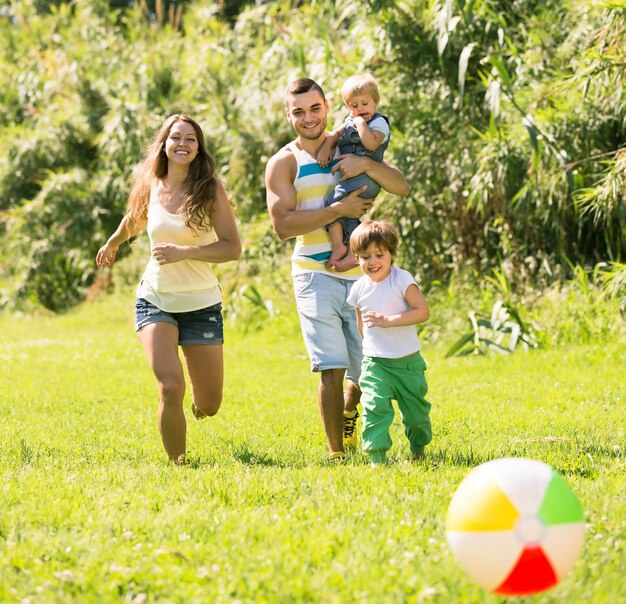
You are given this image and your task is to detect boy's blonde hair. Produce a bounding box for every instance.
[350,220,399,258]
[341,73,380,104]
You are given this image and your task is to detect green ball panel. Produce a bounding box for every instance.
[539,471,584,525]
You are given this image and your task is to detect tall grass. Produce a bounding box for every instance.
[0,293,624,603]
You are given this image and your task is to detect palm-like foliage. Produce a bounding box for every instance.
[0,0,623,311]
[445,299,538,357]
[365,0,625,284]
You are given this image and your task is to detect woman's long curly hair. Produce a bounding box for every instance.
[126,114,217,234]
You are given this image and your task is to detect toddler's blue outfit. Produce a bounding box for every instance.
[324,113,390,244]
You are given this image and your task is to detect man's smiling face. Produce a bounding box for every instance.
[285,90,329,141]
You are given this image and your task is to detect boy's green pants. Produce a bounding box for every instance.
[359,352,432,457]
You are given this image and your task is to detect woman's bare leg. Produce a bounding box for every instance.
[182,344,224,418]
[137,322,187,463]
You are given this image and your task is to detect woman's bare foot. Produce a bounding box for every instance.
[191,402,207,420]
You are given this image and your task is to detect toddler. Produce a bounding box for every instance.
[317,74,391,272]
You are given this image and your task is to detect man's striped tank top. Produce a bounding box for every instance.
[288,141,361,279]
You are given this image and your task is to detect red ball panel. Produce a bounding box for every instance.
[494,546,558,596]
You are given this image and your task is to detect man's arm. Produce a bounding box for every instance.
[333,155,410,196]
[265,148,372,241]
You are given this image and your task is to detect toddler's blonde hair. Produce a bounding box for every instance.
[341,73,380,104]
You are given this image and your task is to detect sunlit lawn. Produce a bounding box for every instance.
[0,293,624,603]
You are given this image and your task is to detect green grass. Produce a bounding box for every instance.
[0,294,624,603]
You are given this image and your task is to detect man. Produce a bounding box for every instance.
[265,78,409,461]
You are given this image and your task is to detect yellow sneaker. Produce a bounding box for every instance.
[343,409,359,449]
[328,451,347,462]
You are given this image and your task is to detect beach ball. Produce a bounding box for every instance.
[445,458,585,596]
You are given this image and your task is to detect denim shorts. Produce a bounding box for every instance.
[292,272,362,382]
[134,298,224,346]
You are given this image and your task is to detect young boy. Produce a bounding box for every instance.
[346,221,432,466]
[317,73,391,272]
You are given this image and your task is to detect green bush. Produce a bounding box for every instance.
[1,170,109,311]
[0,0,624,311]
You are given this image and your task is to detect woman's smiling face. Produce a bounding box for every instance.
[165,120,199,165]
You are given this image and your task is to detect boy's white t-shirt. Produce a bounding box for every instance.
[347,266,421,358]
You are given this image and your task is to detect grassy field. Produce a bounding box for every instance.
[0,293,624,603]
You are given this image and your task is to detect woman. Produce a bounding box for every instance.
[96,114,242,464]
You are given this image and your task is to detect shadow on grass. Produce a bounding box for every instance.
[230,444,288,467]
[427,447,494,468]
[185,444,373,469]
[184,440,619,475]
[183,442,290,469]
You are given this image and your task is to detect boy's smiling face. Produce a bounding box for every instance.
[357,243,393,282]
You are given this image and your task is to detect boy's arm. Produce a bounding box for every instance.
[265,148,372,240]
[352,116,385,151]
[332,156,409,196]
[355,307,364,338]
[361,284,430,328]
